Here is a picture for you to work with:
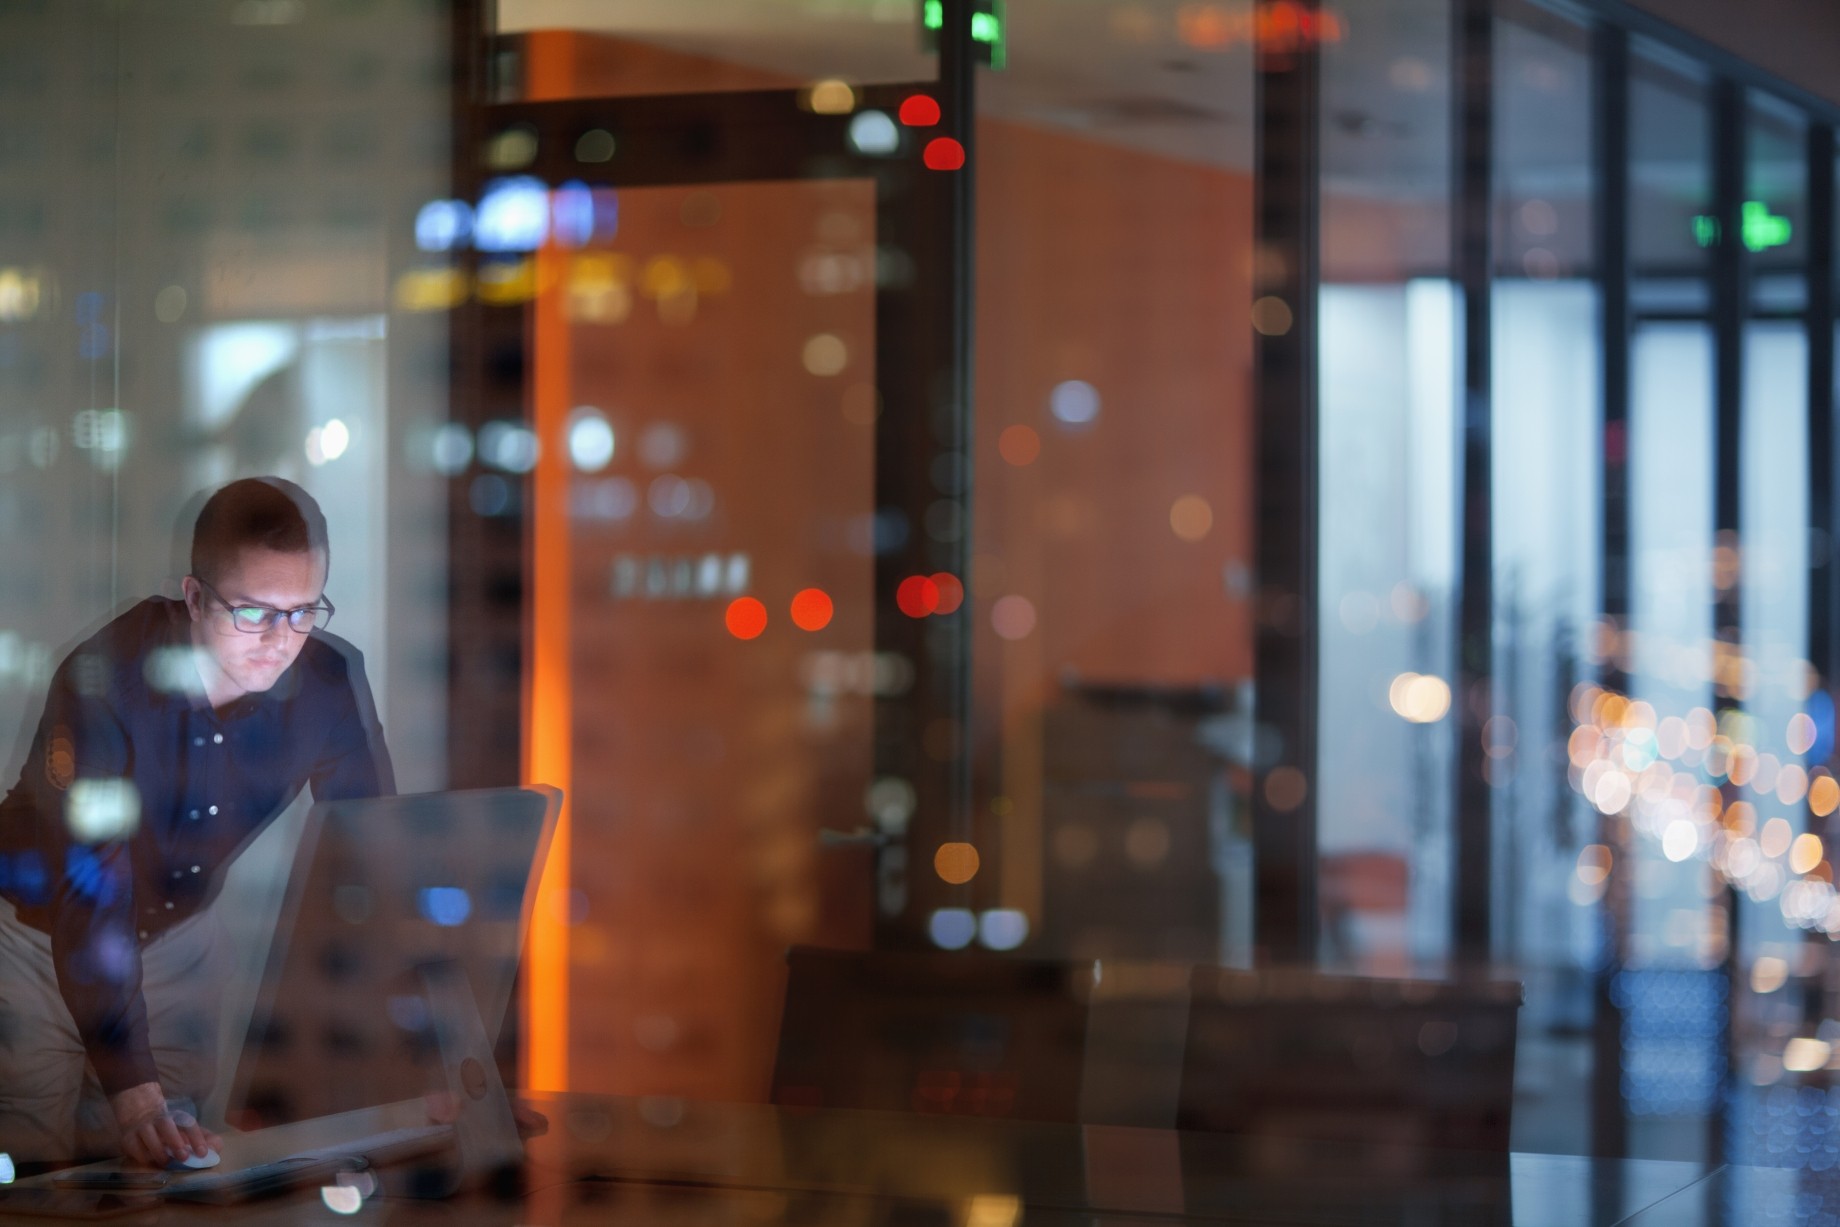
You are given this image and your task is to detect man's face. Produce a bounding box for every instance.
[183,547,328,700]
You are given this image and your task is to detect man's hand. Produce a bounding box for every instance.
[109,1082,221,1168]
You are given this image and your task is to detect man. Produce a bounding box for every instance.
[0,477,393,1168]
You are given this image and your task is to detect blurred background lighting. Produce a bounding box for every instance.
[726,597,768,641]
[899,94,941,126]
[929,572,964,615]
[429,423,473,476]
[1169,494,1213,542]
[414,199,474,252]
[304,417,350,466]
[0,1152,14,1183]
[1048,380,1100,427]
[934,842,980,884]
[997,424,1040,466]
[896,575,941,618]
[847,111,899,156]
[550,180,596,248]
[927,908,976,950]
[922,137,965,171]
[1661,820,1698,863]
[566,407,615,472]
[802,333,849,376]
[990,594,1036,641]
[479,420,539,473]
[978,909,1029,951]
[1388,672,1451,723]
[474,176,550,252]
[66,779,140,842]
[416,886,472,927]
[806,79,856,114]
[1251,295,1294,336]
[574,129,616,163]
[1792,833,1824,876]
[320,1185,363,1215]
[152,284,187,324]
[1789,712,1818,755]
[790,588,834,632]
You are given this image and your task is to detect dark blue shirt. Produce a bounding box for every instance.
[0,597,393,1094]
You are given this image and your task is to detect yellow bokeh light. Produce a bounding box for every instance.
[393,268,469,312]
[1389,672,1451,724]
[1169,494,1213,542]
[965,1195,1021,1227]
[1811,774,1840,817]
[934,842,980,885]
[805,79,857,115]
[1752,956,1789,994]
[1791,833,1825,876]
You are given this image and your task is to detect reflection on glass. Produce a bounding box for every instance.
[1317,0,1454,973]
[1489,1,1599,1156]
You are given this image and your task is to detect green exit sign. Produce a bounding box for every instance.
[921,0,1007,69]
[1693,200,1793,253]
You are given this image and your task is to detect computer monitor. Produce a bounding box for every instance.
[225,787,560,1128]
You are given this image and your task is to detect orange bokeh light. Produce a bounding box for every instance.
[923,137,965,171]
[930,572,965,615]
[725,596,768,640]
[896,575,941,618]
[898,94,941,126]
[790,587,834,632]
[998,424,1040,466]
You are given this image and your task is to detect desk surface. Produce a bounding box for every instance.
[3,1092,1789,1225]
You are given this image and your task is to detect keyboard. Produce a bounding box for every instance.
[162,1123,455,1204]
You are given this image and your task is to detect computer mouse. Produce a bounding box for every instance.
[169,1148,220,1171]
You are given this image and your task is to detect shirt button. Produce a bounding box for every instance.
[212,733,223,745]
[172,871,183,879]
[138,930,148,939]
[208,805,219,815]
[192,737,204,747]
[191,865,201,874]
[189,810,200,820]
[164,902,174,910]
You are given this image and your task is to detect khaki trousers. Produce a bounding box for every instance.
[0,895,228,1164]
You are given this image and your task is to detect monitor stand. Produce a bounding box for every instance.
[415,959,526,1198]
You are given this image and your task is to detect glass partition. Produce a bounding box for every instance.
[1316,0,1455,974]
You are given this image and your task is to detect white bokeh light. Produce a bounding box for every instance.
[567,407,615,472]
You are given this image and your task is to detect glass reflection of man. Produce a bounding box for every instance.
[0,477,393,1167]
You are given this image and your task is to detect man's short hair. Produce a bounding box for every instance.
[190,477,329,583]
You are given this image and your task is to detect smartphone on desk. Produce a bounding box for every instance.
[0,1186,161,1218]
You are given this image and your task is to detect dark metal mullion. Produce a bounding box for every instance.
[1810,126,1838,742]
[1711,75,1748,1172]
[1803,123,1836,1041]
[937,0,977,856]
[1451,0,1494,969]
[1590,18,1632,1169]
[1250,33,1320,965]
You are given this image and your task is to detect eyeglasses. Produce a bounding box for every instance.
[193,577,335,634]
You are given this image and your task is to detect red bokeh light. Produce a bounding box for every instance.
[790,588,835,632]
[725,597,768,640]
[899,94,942,127]
[896,575,941,618]
[922,137,965,171]
[930,572,965,615]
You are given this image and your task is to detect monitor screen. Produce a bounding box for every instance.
[225,787,559,1128]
